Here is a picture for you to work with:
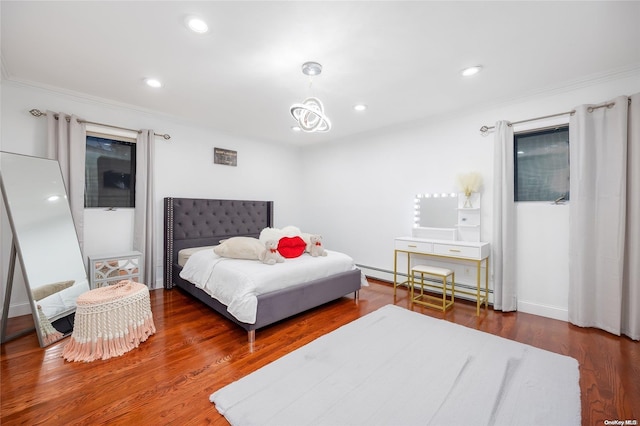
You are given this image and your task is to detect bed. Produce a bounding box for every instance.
[163,197,363,343]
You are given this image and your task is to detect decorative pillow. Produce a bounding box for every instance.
[281,225,302,236]
[259,225,303,244]
[300,232,313,252]
[31,280,75,301]
[277,236,307,258]
[213,237,264,260]
[259,227,285,245]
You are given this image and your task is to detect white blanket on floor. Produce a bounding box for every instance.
[211,304,580,426]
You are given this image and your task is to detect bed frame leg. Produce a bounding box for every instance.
[247,330,255,353]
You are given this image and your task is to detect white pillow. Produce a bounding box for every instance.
[259,226,303,244]
[281,225,302,236]
[213,237,264,260]
[300,232,313,252]
[259,227,284,244]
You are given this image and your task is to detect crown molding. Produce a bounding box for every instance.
[2,77,170,118]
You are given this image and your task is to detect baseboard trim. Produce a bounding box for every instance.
[517,300,568,322]
[5,302,33,319]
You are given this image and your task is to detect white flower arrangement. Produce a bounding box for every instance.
[457,172,483,197]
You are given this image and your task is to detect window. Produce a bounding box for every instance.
[85,134,136,208]
[514,125,569,202]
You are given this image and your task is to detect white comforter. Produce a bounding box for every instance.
[179,249,364,324]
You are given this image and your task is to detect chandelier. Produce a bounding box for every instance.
[290,62,332,132]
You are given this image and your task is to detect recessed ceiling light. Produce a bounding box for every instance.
[353,104,367,111]
[186,17,209,34]
[461,65,482,77]
[145,78,162,88]
[291,126,301,132]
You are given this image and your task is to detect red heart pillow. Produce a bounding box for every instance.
[277,236,307,258]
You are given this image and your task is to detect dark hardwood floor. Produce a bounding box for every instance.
[1,279,638,425]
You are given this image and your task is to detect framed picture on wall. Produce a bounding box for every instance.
[214,147,237,166]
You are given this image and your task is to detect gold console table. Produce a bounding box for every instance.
[394,237,490,315]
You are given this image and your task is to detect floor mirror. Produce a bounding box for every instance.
[1,151,89,347]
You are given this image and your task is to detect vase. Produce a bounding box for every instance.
[463,192,473,208]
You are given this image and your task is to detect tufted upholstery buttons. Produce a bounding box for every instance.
[170,198,272,241]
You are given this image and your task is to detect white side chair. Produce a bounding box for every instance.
[410,265,455,312]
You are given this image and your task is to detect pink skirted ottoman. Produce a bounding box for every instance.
[62,280,156,362]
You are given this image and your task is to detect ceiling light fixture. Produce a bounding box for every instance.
[144,78,162,88]
[186,17,209,34]
[290,62,332,133]
[461,65,482,77]
[354,104,367,111]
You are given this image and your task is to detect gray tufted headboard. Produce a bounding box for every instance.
[164,197,273,289]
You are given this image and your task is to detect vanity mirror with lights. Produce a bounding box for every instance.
[413,192,481,242]
[1,152,90,347]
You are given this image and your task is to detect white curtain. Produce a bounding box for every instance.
[46,111,86,251]
[492,121,517,311]
[569,94,639,340]
[134,130,155,287]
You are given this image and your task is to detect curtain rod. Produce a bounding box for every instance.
[479,99,630,135]
[29,109,171,140]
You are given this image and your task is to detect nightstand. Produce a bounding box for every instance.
[88,251,143,288]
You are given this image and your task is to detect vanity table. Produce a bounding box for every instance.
[394,237,490,315]
[402,191,490,315]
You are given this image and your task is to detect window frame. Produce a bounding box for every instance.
[513,124,570,203]
[85,130,137,209]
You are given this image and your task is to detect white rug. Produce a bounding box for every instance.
[211,304,581,426]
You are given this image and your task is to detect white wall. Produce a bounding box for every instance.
[1,81,303,316]
[2,71,639,322]
[297,71,640,321]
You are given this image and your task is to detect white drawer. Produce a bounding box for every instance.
[433,243,480,259]
[395,239,433,254]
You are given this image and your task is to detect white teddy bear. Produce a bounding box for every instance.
[309,235,328,257]
[259,239,285,265]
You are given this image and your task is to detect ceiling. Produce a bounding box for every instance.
[2,1,639,145]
